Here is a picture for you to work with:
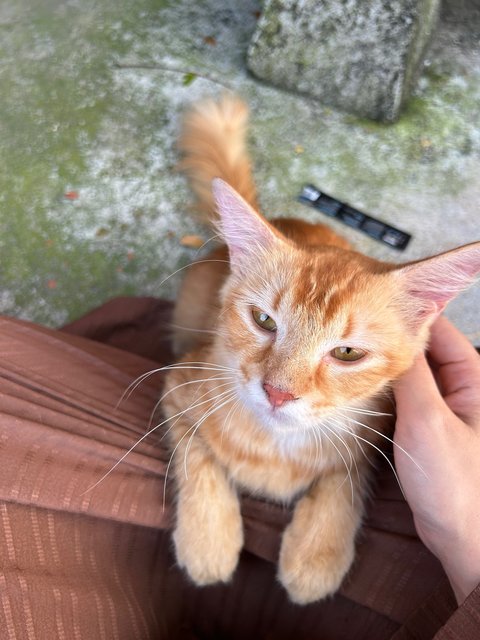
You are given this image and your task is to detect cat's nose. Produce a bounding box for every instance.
[263,382,296,408]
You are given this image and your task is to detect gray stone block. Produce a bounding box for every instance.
[247,0,440,122]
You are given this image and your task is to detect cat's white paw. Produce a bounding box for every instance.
[278,523,354,604]
[173,513,243,586]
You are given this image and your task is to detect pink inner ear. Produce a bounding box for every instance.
[401,243,480,319]
[212,178,281,267]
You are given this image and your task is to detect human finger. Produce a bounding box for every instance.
[393,353,444,423]
[428,316,480,370]
[428,316,480,408]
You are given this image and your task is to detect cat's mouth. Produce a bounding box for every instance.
[260,404,296,425]
[237,378,312,431]
[235,378,289,420]
[238,378,345,437]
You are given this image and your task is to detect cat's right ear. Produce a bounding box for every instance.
[212,178,287,271]
[395,241,480,328]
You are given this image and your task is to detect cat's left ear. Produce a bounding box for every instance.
[395,241,480,327]
[212,178,288,271]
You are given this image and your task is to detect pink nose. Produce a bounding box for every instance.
[263,382,296,408]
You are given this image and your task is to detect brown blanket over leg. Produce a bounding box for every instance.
[0,299,472,639]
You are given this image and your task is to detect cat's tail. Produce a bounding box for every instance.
[178,94,260,222]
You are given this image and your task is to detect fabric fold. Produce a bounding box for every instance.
[0,300,470,639]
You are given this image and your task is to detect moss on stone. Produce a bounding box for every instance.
[0,0,479,339]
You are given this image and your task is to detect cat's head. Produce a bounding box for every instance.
[211,179,480,435]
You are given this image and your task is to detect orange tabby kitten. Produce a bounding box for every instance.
[162,96,480,604]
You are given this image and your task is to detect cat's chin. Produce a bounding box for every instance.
[243,405,311,455]
[237,379,322,439]
[255,405,299,431]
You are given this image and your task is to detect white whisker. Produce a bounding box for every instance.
[331,420,407,500]
[338,412,427,478]
[320,424,354,505]
[116,360,239,409]
[157,259,230,290]
[328,422,362,486]
[309,428,317,468]
[194,232,224,255]
[167,322,218,335]
[310,420,324,468]
[183,391,237,479]
[162,388,237,508]
[147,375,236,430]
[220,398,241,445]
[160,381,237,443]
[342,406,393,418]
[82,386,236,497]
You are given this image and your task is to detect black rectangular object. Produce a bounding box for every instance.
[339,205,365,228]
[316,194,342,217]
[298,184,411,251]
[362,218,385,239]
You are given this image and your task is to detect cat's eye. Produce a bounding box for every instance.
[331,346,366,362]
[252,307,277,332]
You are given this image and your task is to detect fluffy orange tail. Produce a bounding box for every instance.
[178,95,260,221]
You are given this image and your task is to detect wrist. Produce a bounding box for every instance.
[442,559,480,605]
[434,540,480,605]
[415,520,480,605]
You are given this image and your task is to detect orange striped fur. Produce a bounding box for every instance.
[163,95,480,604]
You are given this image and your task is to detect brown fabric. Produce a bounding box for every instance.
[0,299,477,639]
[434,586,480,639]
[62,296,175,363]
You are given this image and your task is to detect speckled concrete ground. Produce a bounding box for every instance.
[1,0,479,341]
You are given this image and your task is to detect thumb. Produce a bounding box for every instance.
[393,354,444,421]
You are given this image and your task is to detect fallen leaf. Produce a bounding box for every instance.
[47,279,57,289]
[180,234,204,249]
[203,35,217,46]
[64,191,79,200]
[294,144,304,154]
[183,72,197,86]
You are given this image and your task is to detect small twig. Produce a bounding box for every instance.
[113,61,235,92]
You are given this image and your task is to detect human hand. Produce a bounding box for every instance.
[393,315,480,605]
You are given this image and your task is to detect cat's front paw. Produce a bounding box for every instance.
[278,522,354,604]
[173,510,243,586]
